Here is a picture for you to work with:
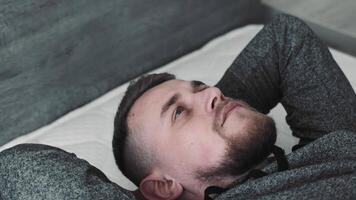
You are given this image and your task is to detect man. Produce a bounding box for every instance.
[113,14,356,200]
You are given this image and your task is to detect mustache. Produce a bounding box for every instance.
[212,99,228,132]
[212,97,237,132]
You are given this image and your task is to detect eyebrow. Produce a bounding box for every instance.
[160,80,206,118]
[191,80,206,89]
[160,93,181,118]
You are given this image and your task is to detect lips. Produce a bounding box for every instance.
[220,101,241,126]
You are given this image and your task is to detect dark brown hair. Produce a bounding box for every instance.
[112,73,175,186]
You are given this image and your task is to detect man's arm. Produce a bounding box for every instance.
[215,14,356,146]
[0,144,135,199]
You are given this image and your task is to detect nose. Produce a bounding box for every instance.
[203,86,223,114]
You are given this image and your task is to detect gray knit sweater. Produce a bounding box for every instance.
[213,130,356,200]
[213,14,356,200]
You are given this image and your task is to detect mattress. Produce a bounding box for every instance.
[1,25,355,191]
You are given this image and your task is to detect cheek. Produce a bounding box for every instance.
[222,109,266,142]
[223,109,254,132]
[173,122,226,169]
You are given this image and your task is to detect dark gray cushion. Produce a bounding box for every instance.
[0,0,265,146]
[0,144,135,200]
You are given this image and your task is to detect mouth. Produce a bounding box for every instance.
[220,101,241,127]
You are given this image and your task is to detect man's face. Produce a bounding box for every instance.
[127,79,276,195]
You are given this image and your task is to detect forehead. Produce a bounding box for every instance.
[127,79,187,128]
[137,79,187,105]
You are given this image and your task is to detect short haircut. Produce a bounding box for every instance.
[112,73,175,186]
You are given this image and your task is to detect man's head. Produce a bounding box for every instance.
[113,73,276,200]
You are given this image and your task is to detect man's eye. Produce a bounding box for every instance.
[174,106,185,120]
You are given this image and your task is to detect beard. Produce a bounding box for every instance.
[195,104,277,183]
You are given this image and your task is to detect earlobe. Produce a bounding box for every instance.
[139,173,183,200]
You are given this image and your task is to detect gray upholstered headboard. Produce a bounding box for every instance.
[0,0,266,146]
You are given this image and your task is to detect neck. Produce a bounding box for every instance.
[180,157,274,200]
[202,157,273,198]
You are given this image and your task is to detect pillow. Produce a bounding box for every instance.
[0,144,135,200]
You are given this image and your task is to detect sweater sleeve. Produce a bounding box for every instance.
[215,14,356,144]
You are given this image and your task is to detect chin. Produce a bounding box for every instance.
[228,113,277,173]
[198,113,276,181]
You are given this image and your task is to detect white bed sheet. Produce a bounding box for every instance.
[1,25,355,190]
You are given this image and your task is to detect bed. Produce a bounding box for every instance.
[1,23,356,191]
[1,1,355,199]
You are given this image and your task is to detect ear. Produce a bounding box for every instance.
[139,173,183,200]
